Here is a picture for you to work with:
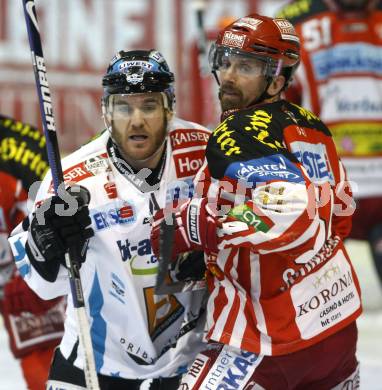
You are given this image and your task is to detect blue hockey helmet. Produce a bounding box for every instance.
[102,49,175,110]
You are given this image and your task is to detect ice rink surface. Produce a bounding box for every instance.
[1,240,381,389]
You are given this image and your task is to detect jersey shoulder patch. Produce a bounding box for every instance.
[169,128,210,151]
[47,152,109,194]
[169,121,210,179]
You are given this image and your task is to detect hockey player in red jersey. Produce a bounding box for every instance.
[0,115,65,390]
[276,0,382,287]
[151,14,362,389]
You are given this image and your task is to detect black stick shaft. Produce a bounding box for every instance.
[21,2,99,388]
[21,0,63,191]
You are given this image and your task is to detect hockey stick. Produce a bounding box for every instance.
[155,218,176,294]
[155,216,206,295]
[21,1,100,388]
[155,1,209,295]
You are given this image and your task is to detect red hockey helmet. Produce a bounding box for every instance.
[209,14,300,84]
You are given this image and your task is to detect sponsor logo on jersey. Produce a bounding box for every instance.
[91,200,136,230]
[63,164,91,182]
[144,287,184,341]
[290,141,334,184]
[119,337,155,365]
[170,129,210,150]
[198,348,259,390]
[295,265,355,319]
[0,137,48,180]
[227,204,272,232]
[291,250,361,339]
[48,163,90,193]
[84,155,109,174]
[180,354,209,388]
[174,150,205,178]
[120,293,197,366]
[117,238,158,275]
[9,299,65,352]
[281,236,340,291]
[246,110,285,151]
[104,181,117,199]
[109,272,125,304]
[226,154,303,183]
[222,31,246,48]
[311,43,382,81]
[0,117,45,148]
[212,115,242,156]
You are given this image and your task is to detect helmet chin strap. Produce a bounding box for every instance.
[246,76,278,107]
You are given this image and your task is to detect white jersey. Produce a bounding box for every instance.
[9,118,210,379]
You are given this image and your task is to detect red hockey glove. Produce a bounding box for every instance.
[3,274,61,316]
[151,198,219,261]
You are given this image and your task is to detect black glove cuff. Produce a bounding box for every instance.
[174,250,206,282]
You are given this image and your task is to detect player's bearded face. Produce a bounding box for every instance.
[107,93,170,167]
[217,56,268,112]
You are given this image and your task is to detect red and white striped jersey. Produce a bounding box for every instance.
[277,1,382,198]
[195,100,362,356]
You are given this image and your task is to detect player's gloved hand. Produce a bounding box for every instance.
[3,274,61,316]
[173,251,207,281]
[150,198,219,262]
[26,186,94,282]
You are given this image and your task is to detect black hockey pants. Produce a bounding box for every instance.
[47,347,182,390]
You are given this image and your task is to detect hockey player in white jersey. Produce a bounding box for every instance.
[8,49,209,389]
